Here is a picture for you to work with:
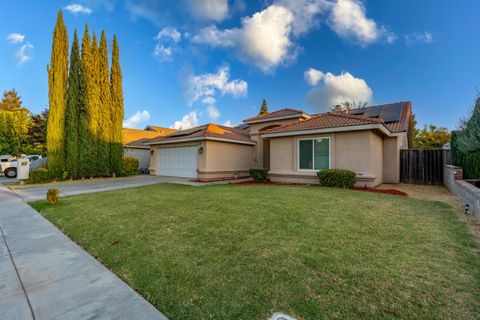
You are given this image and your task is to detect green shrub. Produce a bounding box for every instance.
[121,156,139,176]
[28,168,52,184]
[317,169,356,188]
[47,188,60,205]
[249,168,269,183]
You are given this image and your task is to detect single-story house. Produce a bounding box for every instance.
[147,102,413,187]
[123,127,177,171]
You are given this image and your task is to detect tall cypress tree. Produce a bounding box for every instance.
[98,31,111,176]
[65,30,81,179]
[78,26,90,178]
[259,99,268,115]
[47,10,69,178]
[110,35,124,176]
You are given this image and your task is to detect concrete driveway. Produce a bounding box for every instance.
[11,175,188,202]
[0,181,168,320]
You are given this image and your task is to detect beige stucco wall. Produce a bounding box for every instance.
[201,140,253,178]
[248,117,304,167]
[383,136,401,183]
[269,130,385,187]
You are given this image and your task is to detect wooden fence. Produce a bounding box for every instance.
[400,149,451,185]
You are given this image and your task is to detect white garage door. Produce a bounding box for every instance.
[157,146,198,178]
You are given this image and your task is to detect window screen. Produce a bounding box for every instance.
[299,140,313,170]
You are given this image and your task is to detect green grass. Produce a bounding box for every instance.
[31,184,480,319]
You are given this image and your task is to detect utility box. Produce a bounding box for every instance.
[17,159,30,180]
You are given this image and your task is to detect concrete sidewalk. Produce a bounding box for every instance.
[0,184,168,320]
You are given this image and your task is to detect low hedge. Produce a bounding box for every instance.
[28,167,52,184]
[122,156,139,176]
[317,169,356,188]
[249,168,269,183]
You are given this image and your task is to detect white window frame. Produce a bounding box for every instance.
[297,137,331,172]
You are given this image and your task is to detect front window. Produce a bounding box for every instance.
[299,138,330,170]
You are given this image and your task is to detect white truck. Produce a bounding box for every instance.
[0,155,17,178]
[0,155,44,178]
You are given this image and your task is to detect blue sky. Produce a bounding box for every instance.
[1,0,479,130]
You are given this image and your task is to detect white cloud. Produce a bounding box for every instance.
[223,120,233,127]
[193,5,296,73]
[153,45,172,61]
[192,25,238,47]
[15,42,33,65]
[7,33,25,44]
[64,3,93,14]
[170,111,199,130]
[155,27,181,43]
[202,96,216,105]
[405,31,434,46]
[186,66,248,106]
[304,68,324,86]
[123,110,151,128]
[275,0,328,36]
[125,0,162,25]
[306,69,373,111]
[328,0,390,46]
[207,106,220,119]
[187,0,229,22]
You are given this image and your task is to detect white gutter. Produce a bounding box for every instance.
[244,113,309,124]
[390,132,407,137]
[146,136,256,146]
[123,145,150,150]
[261,123,392,138]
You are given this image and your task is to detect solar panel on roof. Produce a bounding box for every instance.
[379,103,403,122]
[363,105,384,117]
[349,108,366,115]
[167,127,203,137]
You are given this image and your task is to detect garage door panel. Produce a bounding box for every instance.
[158,146,198,178]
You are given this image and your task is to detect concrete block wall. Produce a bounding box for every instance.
[444,165,480,218]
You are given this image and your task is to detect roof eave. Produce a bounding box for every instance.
[243,113,309,124]
[146,136,256,146]
[261,123,392,138]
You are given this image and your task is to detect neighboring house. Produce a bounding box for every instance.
[144,125,178,135]
[123,127,177,171]
[147,102,413,186]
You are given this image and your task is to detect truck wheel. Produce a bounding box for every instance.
[5,168,17,178]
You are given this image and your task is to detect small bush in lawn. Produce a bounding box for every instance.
[317,169,356,188]
[28,168,52,184]
[47,189,60,205]
[121,156,139,176]
[249,168,269,183]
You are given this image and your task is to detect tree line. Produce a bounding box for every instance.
[47,11,124,179]
[0,89,47,155]
[452,97,480,178]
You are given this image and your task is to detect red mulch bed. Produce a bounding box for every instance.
[352,187,408,196]
[230,180,308,186]
[230,180,408,196]
[190,177,249,183]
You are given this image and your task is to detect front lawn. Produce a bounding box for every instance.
[31,184,480,319]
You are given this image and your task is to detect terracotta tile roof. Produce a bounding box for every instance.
[123,128,165,148]
[144,125,178,135]
[263,112,387,135]
[148,124,256,144]
[243,108,307,123]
